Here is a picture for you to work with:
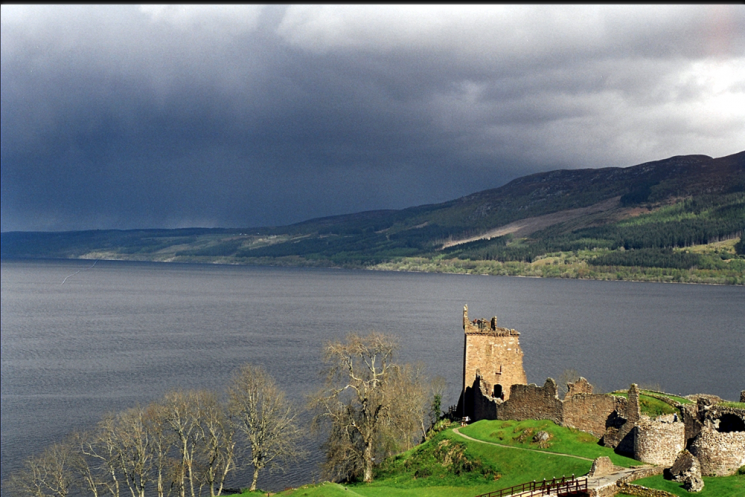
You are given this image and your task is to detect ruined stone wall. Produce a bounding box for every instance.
[616,466,665,484]
[602,397,635,452]
[566,377,594,397]
[681,403,704,444]
[707,405,745,429]
[498,379,563,425]
[563,393,619,438]
[614,483,677,497]
[462,305,526,403]
[607,466,668,497]
[603,385,641,455]
[634,416,685,466]
[689,427,745,476]
[467,375,636,443]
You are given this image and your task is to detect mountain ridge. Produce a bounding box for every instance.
[3,151,744,284]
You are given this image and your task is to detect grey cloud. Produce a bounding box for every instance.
[2,5,744,231]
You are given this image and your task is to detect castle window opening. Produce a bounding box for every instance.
[716,413,745,433]
[494,384,503,399]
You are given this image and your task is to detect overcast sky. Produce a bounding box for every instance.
[2,5,744,231]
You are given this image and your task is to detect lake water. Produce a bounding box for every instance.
[1,259,743,490]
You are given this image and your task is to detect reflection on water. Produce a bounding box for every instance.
[2,259,743,489]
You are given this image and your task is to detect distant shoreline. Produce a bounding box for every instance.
[3,254,742,286]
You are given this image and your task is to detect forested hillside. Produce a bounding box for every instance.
[3,152,744,284]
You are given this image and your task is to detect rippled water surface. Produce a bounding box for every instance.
[2,259,744,489]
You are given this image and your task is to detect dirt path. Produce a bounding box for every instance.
[452,428,594,461]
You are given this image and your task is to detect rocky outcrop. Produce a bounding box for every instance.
[665,450,702,483]
[533,430,550,443]
[588,456,616,477]
[683,474,704,493]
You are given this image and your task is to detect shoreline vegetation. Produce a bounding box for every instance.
[4,237,743,286]
[47,236,745,286]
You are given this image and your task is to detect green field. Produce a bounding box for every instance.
[633,474,745,497]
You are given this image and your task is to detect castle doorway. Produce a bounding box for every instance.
[494,384,503,399]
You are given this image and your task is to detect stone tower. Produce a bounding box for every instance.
[462,304,527,406]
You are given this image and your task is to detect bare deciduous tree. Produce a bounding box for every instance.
[68,431,104,497]
[192,391,236,497]
[142,403,177,497]
[309,332,427,483]
[3,441,74,497]
[162,391,203,497]
[228,364,302,492]
[4,387,250,497]
[386,362,428,450]
[79,416,123,497]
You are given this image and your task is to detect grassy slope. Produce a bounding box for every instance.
[234,417,745,497]
[258,420,638,497]
[459,419,639,468]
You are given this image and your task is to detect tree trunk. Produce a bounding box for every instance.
[363,440,374,483]
[250,468,260,492]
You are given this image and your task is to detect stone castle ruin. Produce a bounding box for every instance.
[461,304,527,405]
[458,305,745,481]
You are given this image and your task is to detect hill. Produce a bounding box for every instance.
[240,419,744,497]
[3,152,744,284]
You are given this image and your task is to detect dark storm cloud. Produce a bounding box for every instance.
[2,5,744,231]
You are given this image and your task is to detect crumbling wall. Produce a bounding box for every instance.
[681,403,704,444]
[614,483,677,497]
[564,393,619,438]
[498,379,563,425]
[602,385,641,455]
[689,427,745,476]
[566,377,594,397]
[467,375,638,443]
[634,415,685,466]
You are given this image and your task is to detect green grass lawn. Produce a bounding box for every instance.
[634,474,745,497]
[459,419,639,468]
